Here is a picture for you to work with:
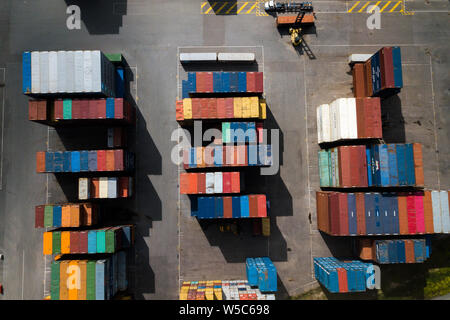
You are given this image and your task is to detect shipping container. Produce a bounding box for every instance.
[78,177,133,200]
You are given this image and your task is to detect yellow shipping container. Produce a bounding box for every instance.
[183,98,193,119]
[43,232,53,255]
[250,97,260,118]
[68,260,78,300]
[59,261,70,300]
[233,97,243,118]
[61,205,71,227]
[179,292,188,300]
[61,231,71,254]
[262,217,270,236]
[78,260,87,300]
[259,99,267,120]
[242,97,251,118]
[214,290,223,300]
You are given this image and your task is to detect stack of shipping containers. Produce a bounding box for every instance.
[314,47,449,293]
[24,50,135,300]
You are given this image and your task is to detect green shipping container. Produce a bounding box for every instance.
[52,231,61,254]
[44,205,53,227]
[105,53,123,63]
[86,261,96,300]
[334,148,339,187]
[63,99,72,119]
[222,122,230,143]
[318,150,331,187]
[105,229,116,253]
[96,230,106,253]
[50,261,60,300]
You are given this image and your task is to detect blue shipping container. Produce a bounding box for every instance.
[405,144,416,185]
[221,72,231,92]
[396,240,406,263]
[53,151,63,173]
[240,196,250,218]
[88,151,97,171]
[392,47,403,88]
[63,152,71,172]
[71,151,80,172]
[387,144,398,186]
[347,193,357,235]
[53,206,62,227]
[366,147,373,186]
[213,72,222,93]
[182,80,189,99]
[45,152,54,172]
[215,197,223,218]
[95,260,106,300]
[381,194,391,235]
[22,52,32,94]
[106,98,115,119]
[396,144,407,185]
[230,72,238,92]
[88,231,97,254]
[377,145,390,186]
[232,196,241,218]
[214,146,222,166]
[115,68,125,98]
[365,193,375,235]
[374,193,383,235]
[80,151,89,172]
[388,240,398,263]
[390,194,400,234]
[238,72,246,92]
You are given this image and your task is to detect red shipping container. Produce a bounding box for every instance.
[36,101,47,120]
[54,99,64,120]
[79,231,88,253]
[115,98,124,119]
[224,98,234,118]
[316,191,330,233]
[88,100,97,119]
[209,98,217,119]
[255,72,264,93]
[414,192,425,234]
[380,47,395,89]
[236,145,247,166]
[204,72,213,93]
[338,193,349,236]
[406,194,417,234]
[70,232,79,254]
[188,173,198,194]
[114,149,124,171]
[223,197,233,218]
[176,100,184,121]
[338,147,352,187]
[352,63,366,98]
[231,172,240,193]
[196,72,204,92]
[216,98,226,119]
[354,146,368,187]
[249,195,258,218]
[97,150,107,171]
[222,172,232,193]
[35,205,45,228]
[197,173,206,194]
[257,195,267,218]
[364,60,373,97]
[106,150,115,171]
[71,100,81,119]
[36,151,46,173]
[28,100,38,120]
[97,99,106,119]
[247,72,256,92]
[200,99,209,119]
[355,99,366,138]
[180,173,189,194]
[80,99,89,119]
[337,268,348,293]
[356,193,366,235]
[192,98,201,119]
[366,98,382,138]
[256,122,264,143]
[329,192,340,235]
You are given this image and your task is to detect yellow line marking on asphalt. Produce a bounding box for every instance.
[358,1,371,12]
[226,2,238,14]
[205,2,218,14]
[379,1,391,12]
[246,2,258,14]
[348,1,361,12]
[237,2,248,14]
[368,1,381,12]
[216,2,229,14]
[389,1,402,12]
[201,2,207,10]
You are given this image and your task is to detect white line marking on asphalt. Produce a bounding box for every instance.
[176,46,181,291]
[21,250,25,299]
[429,55,440,189]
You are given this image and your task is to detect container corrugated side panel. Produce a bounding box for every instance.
[65,51,75,93]
[380,194,391,235]
[396,144,407,185]
[39,51,49,94]
[366,147,373,186]
[95,260,106,300]
[322,104,331,143]
[48,51,58,93]
[316,105,323,144]
[22,52,32,94]
[91,51,101,94]
[440,191,450,233]
[74,50,84,93]
[330,101,339,142]
[365,193,375,235]
[387,144,398,186]
[206,172,214,194]
[392,47,403,88]
[83,50,92,93]
[374,193,383,235]
[31,51,40,93]
[337,98,347,140]
[214,172,223,194]
[57,51,65,93]
[318,150,330,187]
[347,98,358,139]
[378,145,390,186]
[405,144,416,186]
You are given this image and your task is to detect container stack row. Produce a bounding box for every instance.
[50,252,127,300]
[313,257,375,293]
[183,145,273,169]
[358,238,431,264]
[352,46,403,98]
[42,225,134,255]
[36,149,134,173]
[176,97,267,121]
[245,257,277,292]
[23,50,117,97]
[318,143,424,188]
[78,177,133,200]
[222,122,263,143]
[191,195,268,219]
[316,97,382,144]
[182,71,263,97]
[180,172,243,194]
[35,203,98,228]
[316,191,450,236]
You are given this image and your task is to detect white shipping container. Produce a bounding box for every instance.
[99,177,108,198]
[57,51,66,93]
[330,100,339,142]
[322,104,331,143]
[214,172,223,193]
[83,50,92,93]
[78,178,89,200]
[346,98,358,139]
[316,105,323,144]
[48,51,58,93]
[431,191,442,233]
[348,54,372,65]
[74,50,84,92]
[91,51,101,94]
[65,51,75,93]
[39,51,49,94]
[217,52,255,62]
[206,172,214,194]
[108,177,117,198]
[31,51,40,93]
[336,98,347,140]
[440,190,450,233]
[180,52,217,62]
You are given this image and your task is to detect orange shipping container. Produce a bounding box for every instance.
[404,240,415,263]
[176,100,184,121]
[61,205,71,227]
[60,261,69,300]
[68,260,78,300]
[398,194,409,235]
[81,203,93,225]
[61,231,71,254]
[43,232,53,255]
[364,60,373,97]
[359,239,375,260]
[106,150,115,171]
[188,173,198,194]
[70,205,80,227]
[92,178,100,198]
[231,172,240,193]
[36,151,46,173]
[352,63,366,98]
[78,260,87,300]
[180,173,190,194]
[276,14,315,25]
[413,143,424,187]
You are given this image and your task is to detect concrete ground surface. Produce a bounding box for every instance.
[0,0,448,300]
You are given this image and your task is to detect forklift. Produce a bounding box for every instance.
[289,11,306,47]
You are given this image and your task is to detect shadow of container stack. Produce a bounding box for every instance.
[23,50,138,300]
